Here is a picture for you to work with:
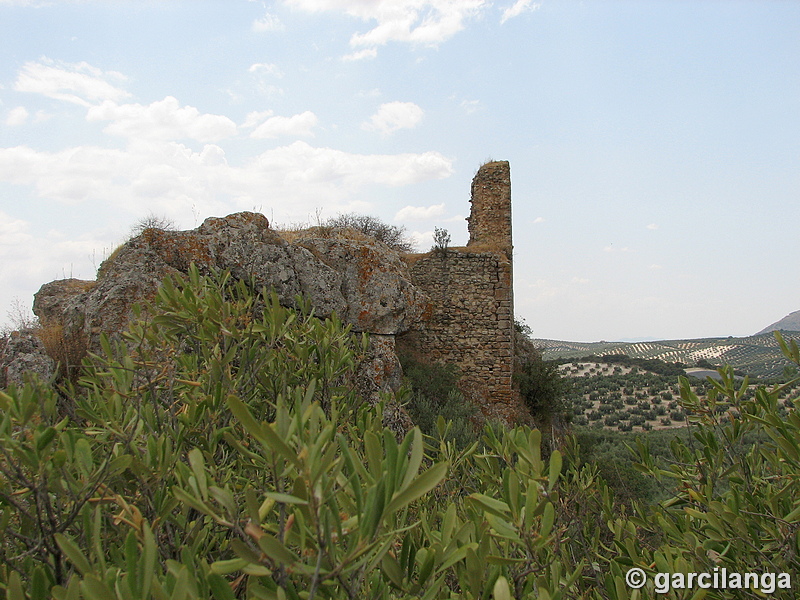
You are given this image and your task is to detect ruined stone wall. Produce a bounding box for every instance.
[400,161,515,419]
[467,161,513,258]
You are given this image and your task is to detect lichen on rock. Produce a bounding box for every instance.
[0,330,55,387]
[24,211,432,407]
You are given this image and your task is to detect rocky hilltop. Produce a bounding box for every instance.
[29,211,432,407]
[2,161,522,423]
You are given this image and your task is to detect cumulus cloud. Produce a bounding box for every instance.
[248,62,283,77]
[0,210,31,247]
[284,0,486,52]
[362,101,423,136]
[0,141,452,213]
[249,111,318,138]
[86,97,238,143]
[500,0,540,24]
[244,141,452,188]
[253,11,284,31]
[394,203,445,221]
[342,48,378,61]
[409,230,433,251]
[5,106,29,126]
[242,110,275,129]
[2,61,452,217]
[14,58,130,107]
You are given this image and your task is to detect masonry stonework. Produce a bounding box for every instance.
[400,161,516,420]
[467,160,513,258]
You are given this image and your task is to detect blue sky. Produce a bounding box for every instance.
[0,0,798,342]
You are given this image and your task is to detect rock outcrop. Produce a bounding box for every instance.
[7,162,522,425]
[29,211,430,403]
[0,330,55,387]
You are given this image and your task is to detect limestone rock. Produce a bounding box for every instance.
[32,212,431,346]
[0,330,55,387]
[295,236,428,334]
[355,334,404,401]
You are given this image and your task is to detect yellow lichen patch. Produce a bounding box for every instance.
[356,245,383,287]
[140,229,214,271]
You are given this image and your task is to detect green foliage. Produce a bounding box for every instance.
[694,358,717,370]
[513,324,571,432]
[2,267,800,599]
[431,228,450,254]
[514,354,571,428]
[400,356,461,404]
[632,346,800,588]
[405,389,478,450]
[399,355,479,449]
[571,430,669,507]
[571,354,687,378]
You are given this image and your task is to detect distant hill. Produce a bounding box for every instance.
[535,331,800,379]
[756,310,800,335]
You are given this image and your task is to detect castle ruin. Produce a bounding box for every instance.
[6,160,518,422]
[400,161,515,420]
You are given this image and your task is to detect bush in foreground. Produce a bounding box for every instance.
[1,266,799,599]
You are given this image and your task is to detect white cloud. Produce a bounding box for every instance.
[362,101,423,136]
[0,210,31,247]
[356,88,382,98]
[14,61,236,143]
[0,0,54,6]
[409,230,433,251]
[33,110,53,123]
[533,216,545,224]
[248,62,285,98]
[242,110,275,129]
[342,48,378,61]
[244,141,452,189]
[646,223,659,230]
[249,111,318,138]
[14,58,130,107]
[253,11,284,31]
[603,245,633,253]
[0,141,452,214]
[284,0,486,51]
[248,62,283,77]
[394,203,445,221]
[0,211,117,329]
[5,106,29,126]
[460,99,481,114]
[500,0,540,24]
[86,97,238,143]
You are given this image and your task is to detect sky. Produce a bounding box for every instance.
[0,0,798,342]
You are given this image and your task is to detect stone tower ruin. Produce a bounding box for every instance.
[467,160,513,258]
[400,161,515,420]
